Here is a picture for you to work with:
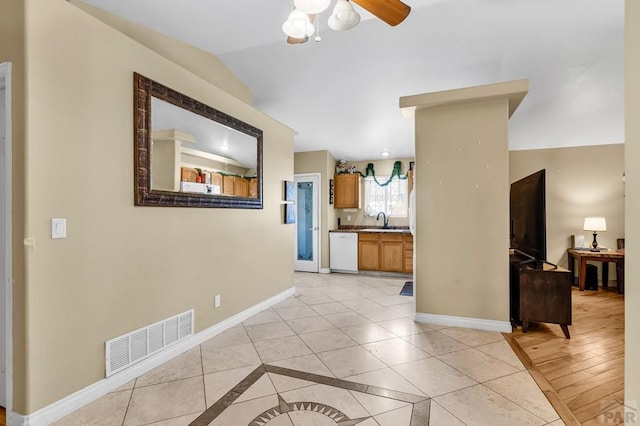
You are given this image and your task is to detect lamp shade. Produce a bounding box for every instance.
[328,0,361,31]
[294,0,330,14]
[282,9,315,38]
[583,217,607,232]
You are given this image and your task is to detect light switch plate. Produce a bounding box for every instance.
[51,218,66,239]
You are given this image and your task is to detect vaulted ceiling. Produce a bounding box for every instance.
[81,0,624,161]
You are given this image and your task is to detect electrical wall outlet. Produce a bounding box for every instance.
[214,294,221,308]
[347,215,352,222]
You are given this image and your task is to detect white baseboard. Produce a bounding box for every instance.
[319,268,331,274]
[18,286,296,426]
[415,312,512,333]
[328,269,358,274]
[8,411,27,426]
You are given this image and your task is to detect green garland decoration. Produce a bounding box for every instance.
[357,161,409,187]
[194,168,255,180]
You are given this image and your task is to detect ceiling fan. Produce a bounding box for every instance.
[283,0,411,44]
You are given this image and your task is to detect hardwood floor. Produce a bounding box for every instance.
[505,287,625,425]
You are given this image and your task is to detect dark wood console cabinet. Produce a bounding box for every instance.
[510,251,572,339]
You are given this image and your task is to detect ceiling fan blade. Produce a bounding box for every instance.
[285,13,315,45]
[352,0,411,26]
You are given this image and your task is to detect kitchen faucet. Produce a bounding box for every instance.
[376,212,389,229]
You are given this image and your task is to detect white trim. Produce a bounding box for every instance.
[19,286,295,426]
[0,61,13,419]
[294,173,322,273]
[328,269,358,274]
[415,312,512,333]
[319,268,331,274]
[8,411,26,426]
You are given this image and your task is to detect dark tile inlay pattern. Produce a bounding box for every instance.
[190,365,266,426]
[190,363,431,425]
[249,394,370,425]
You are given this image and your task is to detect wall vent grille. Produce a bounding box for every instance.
[105,309,194,377]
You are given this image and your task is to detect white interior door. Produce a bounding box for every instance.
[294,174,320,272]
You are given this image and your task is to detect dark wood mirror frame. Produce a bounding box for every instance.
[133,73,263,208]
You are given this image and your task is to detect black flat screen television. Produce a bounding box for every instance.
[510,169,546,260]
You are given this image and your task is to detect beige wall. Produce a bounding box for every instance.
[334,159,413,228]
[415,99,510,322]
[69,0,252,105]
[0,0,27,413]
[294,150,336,270]
[625,0,639,414]
[10,0,294,413]
[510,144,625,279]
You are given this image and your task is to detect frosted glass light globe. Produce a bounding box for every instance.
[328,0,360,31]
[283,9,315,38]
[294,0,331,14]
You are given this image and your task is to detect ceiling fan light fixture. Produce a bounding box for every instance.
[294,0,330,14]
[328,0,360,31]
[282,9,315,39]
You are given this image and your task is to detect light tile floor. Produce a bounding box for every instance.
[54,272,564,425]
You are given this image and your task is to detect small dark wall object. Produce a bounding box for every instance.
[409,161,415,171]
[329,179,334,204]
[585,264,598,290]
[284,181,295,201]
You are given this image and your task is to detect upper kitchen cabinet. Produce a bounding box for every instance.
[334,173,361,209]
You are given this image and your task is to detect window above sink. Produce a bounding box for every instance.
[363,176,408,218]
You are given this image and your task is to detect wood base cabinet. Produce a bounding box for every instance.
[358,232,413,273]
[380,234,404,272]
[404,234,413,273]
[358,233,380,270]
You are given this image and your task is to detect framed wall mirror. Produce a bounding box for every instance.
[134,73,263,208]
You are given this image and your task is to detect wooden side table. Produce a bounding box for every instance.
[566,249,625,294]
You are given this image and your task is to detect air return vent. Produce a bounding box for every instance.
[105,309,194,377]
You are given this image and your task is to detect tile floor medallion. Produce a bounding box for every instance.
[53,272,563,426]
[190,364,429,425]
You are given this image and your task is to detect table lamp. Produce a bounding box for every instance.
[583,217,607,252]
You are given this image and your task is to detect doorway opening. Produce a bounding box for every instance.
[294,173,320,272]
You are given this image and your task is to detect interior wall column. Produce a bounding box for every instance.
[624,0,640,415]
[400,80,528,331]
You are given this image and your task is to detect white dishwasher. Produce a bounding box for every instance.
[329,232,358,272]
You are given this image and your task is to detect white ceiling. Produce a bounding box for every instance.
[81,0,624,161]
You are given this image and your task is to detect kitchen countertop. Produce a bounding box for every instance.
[330,227,411,234]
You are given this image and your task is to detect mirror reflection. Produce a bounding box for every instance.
[151,97,258,197]
[133,73,263,208]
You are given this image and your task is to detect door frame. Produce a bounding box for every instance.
[0,61,13,414]
[294,173,321,273]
